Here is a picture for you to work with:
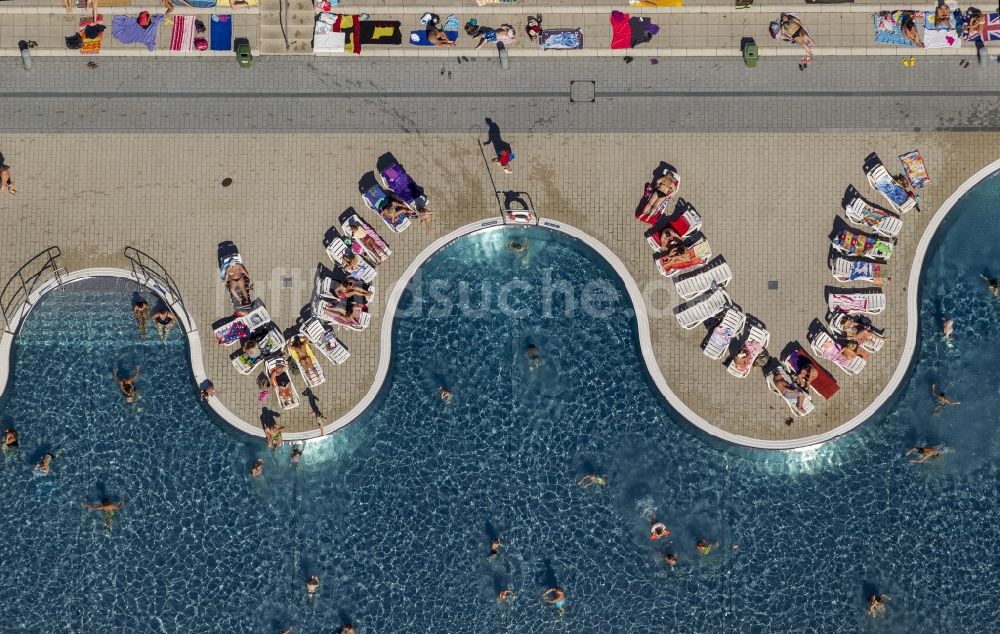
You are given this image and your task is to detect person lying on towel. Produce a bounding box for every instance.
[637,171,679,223]
[656,240,702,273]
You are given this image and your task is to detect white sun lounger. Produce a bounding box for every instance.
[828,291,886,316]
[213,302,271,346]
[325,238,377,284]
[703,307,746,360]
[301,317,350,365]
[674,258,733,300]
[674,287,730,330]
[810,329,866,375]
[288,336,326,388]
[265,357,301,411]
[828,313,884,353]
[865,156,917,214]
[342,213,392,264]
[727,325,769,378]
[844,195,903,238]
[767,367,815,417]
[656,238,712,278]
[831,258,883,285]
[313,297,371,332]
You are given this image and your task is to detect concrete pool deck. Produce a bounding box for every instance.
[1,128,996,447]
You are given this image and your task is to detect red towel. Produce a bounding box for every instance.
[610,10,631,49]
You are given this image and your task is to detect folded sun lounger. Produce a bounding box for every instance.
[266,356,300,411]
[326,237,378,284]
[832,230,894,261]
[342,213,392,264]
[829,291,886,316]
[288,336,327,388]
[727,325,769,378]
[703,307,746,360]
[831,257,884,285]
[865,153,917,214]
[362,182,411,233]
[810,329,867,376]
[767,367,815,417]
[301,317,350,365]
[844,192,902,239]
[674,287,730,330]
[655,237,712,278]
[673,257,732,300]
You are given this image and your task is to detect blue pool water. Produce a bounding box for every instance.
[3,174,1000,633]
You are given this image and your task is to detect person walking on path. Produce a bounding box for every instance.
[484,117,515,174]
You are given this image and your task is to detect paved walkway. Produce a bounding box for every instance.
[0,58,995,445]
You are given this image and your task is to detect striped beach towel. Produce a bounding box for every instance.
[170,15,197,51]
[80,16,105,54]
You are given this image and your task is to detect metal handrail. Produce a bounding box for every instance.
[0,246,64,334]
[123,247,196,334]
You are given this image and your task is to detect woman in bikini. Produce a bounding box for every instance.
[0,163,15,195]
[348,221,389,262]
[151,307,175,340]
[777,13,815,66]
[774,372,809,414]
[638,172,679,222]
[114,365,141,404]
[224,262,252,306]
[840,317,885,349]
[288,336,322,378]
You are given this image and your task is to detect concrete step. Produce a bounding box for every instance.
[260,38,312,54]
[260,24,315,41]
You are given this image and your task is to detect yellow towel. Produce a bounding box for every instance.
[629,0,683,6]
[373,26,394,38]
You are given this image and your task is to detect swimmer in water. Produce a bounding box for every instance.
[507,241,526,253]
[541,587,566,616]
[33,453,53,476]
[337,625,356,634]
[200,381,216,402]
[525,343,542,370]
[649,519,670,540]
[439,386,454,403]
[133,300,150,339]
[932,383,960,414]
[906,446,941,464]
[663,552,678,567]
[82,496,124,532]
[250,459,264,477]
[577,474,607,488]
[942,317,954,340]
[497,588,516,603]
[489,537,502,558]
[306,575,320,600]
[113,364,141,405]
[291,446,303,465]
[867,593,890,617]
[981,274,1000,297]
[696,539,718,555]
[3,426,19,450]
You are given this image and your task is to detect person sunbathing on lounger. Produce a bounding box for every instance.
[657,244,701,273]
[794,363,818,390]
[225,262,253,306]
[650,224,683,250]
[638,172,679,222]
[777,13,815,65]
[732,345,759,374]
[289,336,321,377]
[269,363,295,407]
[383,198,435,235]
[774,373,809,414]
[332,279,371,302]
[348,221,390,261]
[321,301,364,327]
[840,317,885,348]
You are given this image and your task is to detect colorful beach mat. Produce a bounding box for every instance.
[966,12,1000,41]
[539,28,583,50]
[210,14,233,51]
[872,11,918,47]
[899,150,930,188]
[80,16,105,54]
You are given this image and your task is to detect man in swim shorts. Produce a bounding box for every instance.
[82,496,124,531]
[114,365,141,404]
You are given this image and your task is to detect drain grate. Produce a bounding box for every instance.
[767,280,779,290]
[282,277,294,288]
[570,81,596,103]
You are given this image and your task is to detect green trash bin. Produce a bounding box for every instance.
[235,37,252,68]
[741,38,758,68]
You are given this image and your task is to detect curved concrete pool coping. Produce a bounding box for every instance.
[1,160,997,447]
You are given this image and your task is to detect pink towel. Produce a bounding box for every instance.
[170,15,196,51]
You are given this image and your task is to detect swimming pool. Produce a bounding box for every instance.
[2,174,1000,632]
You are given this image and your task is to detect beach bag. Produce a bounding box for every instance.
[65,33,84,49]
[194,37,209,50]
[768,20,779,38]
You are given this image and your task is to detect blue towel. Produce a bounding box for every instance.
[210,14,233,51]
[408,29,457,46]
